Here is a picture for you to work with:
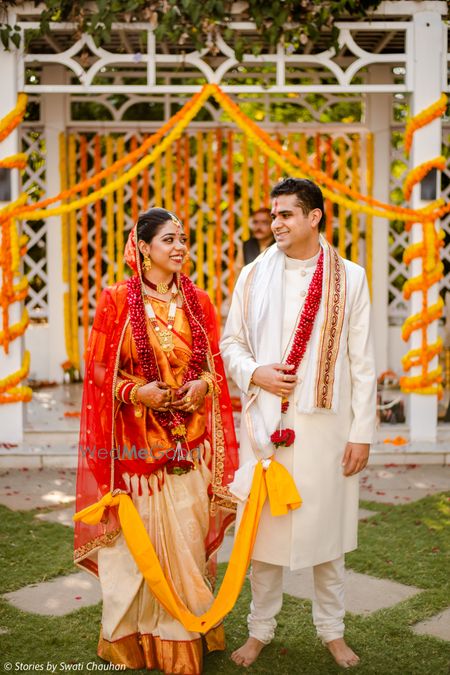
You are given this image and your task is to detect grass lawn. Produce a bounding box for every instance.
[0,492,449,674]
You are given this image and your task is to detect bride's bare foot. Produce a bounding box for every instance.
[325,638,360,668]
[231,637,265,667]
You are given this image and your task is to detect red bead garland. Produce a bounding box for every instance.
[281,249,324,415]
[126,274,208,438]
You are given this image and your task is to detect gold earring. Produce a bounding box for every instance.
[142,255,152,272]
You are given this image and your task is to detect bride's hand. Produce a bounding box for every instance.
[171,380,208,412]
[136,381,171,411]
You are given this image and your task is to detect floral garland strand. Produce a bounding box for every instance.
[0,153,27,170]
[1,90,205,223]
[0,93,27,143]
[403,156,446,201]
[126,273,208,439]
[400,94,448,397]
[211,85,439,223]
[270,250,324,448]
[3,88,210,228]
[404,93,448,155]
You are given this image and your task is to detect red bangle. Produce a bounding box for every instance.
[116,380,135,403]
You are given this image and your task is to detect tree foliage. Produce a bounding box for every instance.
[1,0,381,58]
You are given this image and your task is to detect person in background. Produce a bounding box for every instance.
[235,208,275,275]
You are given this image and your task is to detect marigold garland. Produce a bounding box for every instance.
[0,350,31,394]
[401,297,444,342]
[215,128,223,316]
[206,130,215,299]
[0,309,29,347]
[0,97,30,405]
[400,94,447,398]
[404,93,448,155]
[0,153,27,170]
[106,136,115,286]
[80,136,90,350]
[0,93,27,143]
[1,91,205,224]
[337,137,347,258]
[402,337,443,372]
[68,135,80,370]
[241,135,250,241]
[403,156,446,201]
[350,135,360,263]
[94,135,102,301]
[60,134,73,367]
[227,131,236,294]
[116,137,125,282]
[195,131,205,289]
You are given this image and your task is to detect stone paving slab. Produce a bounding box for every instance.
[25,385,82,433]
[359,465,450,504]
[412,607,450,641]
[282,567,422,615]
[0,468,76,510]
[3,572,101,616]
[35,505,75,528]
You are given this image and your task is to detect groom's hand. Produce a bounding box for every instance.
[251,363,297,397]
[342,442,370,476]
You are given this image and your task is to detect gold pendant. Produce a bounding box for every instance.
[156,282,169,294]
[158,329,174,352]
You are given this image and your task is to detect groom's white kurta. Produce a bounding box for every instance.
[220,241,377,571]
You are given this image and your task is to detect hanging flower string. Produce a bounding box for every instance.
[270,250,324,448]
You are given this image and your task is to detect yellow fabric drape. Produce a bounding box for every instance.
[74,459,301,634]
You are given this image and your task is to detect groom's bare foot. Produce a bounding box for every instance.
[231,637,265,667]
[325,638,360,668]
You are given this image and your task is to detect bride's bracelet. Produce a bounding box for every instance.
[200,371,215,396]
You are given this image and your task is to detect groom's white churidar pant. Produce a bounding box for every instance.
[248,557,345,645]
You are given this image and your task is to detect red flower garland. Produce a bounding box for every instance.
[282,249,324,413]
[273,249,324,447]
[270,428,295,448]
[126,273,208,438]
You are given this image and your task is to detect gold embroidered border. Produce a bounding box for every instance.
[315,245,346,409]
[74,528,121,564]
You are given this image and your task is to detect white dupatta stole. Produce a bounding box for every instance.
[242,235,347,459]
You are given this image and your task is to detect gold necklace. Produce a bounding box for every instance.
[144,283,178,352]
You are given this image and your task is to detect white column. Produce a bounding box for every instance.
[41,67,67,382]
[408,9,444,442]
[0,49,23,442]
[365,66,392,375]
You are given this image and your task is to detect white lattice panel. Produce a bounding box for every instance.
[20,128,48,321]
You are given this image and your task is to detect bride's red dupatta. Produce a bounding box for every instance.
[74,226,238,575]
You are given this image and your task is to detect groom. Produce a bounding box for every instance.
[221,178,377,668]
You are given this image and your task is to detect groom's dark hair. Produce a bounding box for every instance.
[270,178,325,231]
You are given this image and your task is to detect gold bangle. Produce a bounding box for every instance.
[114,379,124,401]
[129,384,143,418]
[200,371,215,396]
[129,384,140,406]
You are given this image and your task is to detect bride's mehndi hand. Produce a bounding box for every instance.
[136,381,171,411]
[172,380,208,412]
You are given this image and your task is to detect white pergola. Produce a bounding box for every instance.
[0,1,449,444]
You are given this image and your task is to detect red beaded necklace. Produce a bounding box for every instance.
[126,273,208,439]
